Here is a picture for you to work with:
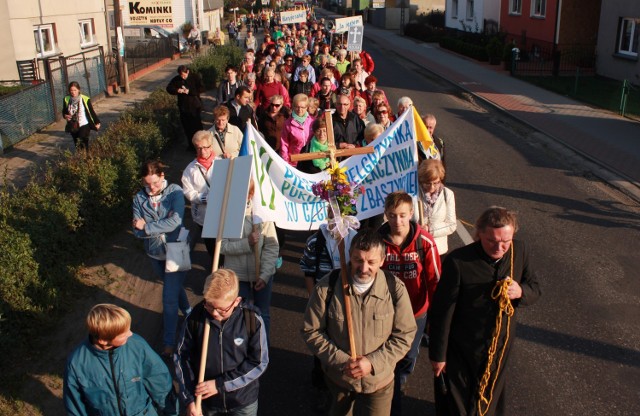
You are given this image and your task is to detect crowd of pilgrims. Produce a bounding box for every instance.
[62,13,467,416]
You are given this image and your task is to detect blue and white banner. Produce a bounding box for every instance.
[247,109,418,230]
[279,10,307,25]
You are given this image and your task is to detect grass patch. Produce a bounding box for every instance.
[517,74,640,118]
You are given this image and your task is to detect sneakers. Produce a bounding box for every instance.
[276,256,283,269]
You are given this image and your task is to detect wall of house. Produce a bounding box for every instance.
[121,0,196,33]
[0,1,18,80]
[596,1,640,83]
[445,0,484,32]
[558,0,601,46]
[483,0,500,25]
[500,0,559,46]
[3,0,108,81]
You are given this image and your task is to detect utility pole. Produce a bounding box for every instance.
[113,0,125,92]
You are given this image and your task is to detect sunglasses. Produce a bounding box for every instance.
[271,103,283,107]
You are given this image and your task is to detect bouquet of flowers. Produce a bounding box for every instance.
[311,162,363,240]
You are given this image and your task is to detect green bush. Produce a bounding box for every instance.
[0,88,178,363]
[440,36,489,61]
[190,44,244,89]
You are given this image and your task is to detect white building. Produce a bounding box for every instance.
[1,0,109,81]
[444,0,500,33]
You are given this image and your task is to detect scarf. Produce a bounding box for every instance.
[310,137,329,169]
[197,153,214,170]
[292,111,308,125]
[422,185,443,221]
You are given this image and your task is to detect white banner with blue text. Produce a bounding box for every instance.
[247,109,418,230]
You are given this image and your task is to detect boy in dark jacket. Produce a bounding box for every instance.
[175,269,268,416]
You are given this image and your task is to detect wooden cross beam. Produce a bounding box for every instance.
[291,110,374,360]
[290,111,373,168]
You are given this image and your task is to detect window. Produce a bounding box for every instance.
[466,0,474,20]
[451,0,458,19]
[79,19,96,47]
[34,24,56,57]
[509,0,522,15]
[617,18,640,57]
[531,0,546,18]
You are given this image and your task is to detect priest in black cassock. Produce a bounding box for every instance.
[429,206,541,416]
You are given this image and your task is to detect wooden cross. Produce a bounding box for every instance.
[291,111,374,360]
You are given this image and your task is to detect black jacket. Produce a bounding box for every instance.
[225,100,256,133]
[166,72,205,114]
[333,112,365,146]
[175,301,269,412]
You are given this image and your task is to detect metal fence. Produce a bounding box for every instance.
[511,43,596,76]
[0,82,55,150]
[124,37,174,76]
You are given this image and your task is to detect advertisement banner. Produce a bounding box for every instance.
[127,0,173,26]
[279,10,307,25]
[334,15,364,33]
[246,110,418,230]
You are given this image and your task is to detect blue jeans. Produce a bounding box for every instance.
[391,313,427,416]
[238,278,273,342]
[150,258,190,348]
[203,400,258,416]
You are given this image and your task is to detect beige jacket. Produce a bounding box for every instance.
[220,203,278,284]
[301,270,417,393]
[209,124,243,158]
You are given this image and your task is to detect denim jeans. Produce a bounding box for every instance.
[203,400,258,416]
[391,313,427,416]
[238,278,273,342]
[150,258,190,348]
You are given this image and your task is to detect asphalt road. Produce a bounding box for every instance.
[253,26,640,416]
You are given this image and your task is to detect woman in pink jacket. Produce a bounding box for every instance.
[279,93,314,167]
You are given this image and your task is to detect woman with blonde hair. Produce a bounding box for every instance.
[415,159,457,255]
[280,93,314,167]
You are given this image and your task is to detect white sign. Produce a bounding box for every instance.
[334,15,364,33]
[372,1,385,8]
[202,156,253,239]
[280,10,307,25]
[347,25,364,52]
[246,110,419,230]
[126,0,173,26]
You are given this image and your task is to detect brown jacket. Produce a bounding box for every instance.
[301,269,417,393]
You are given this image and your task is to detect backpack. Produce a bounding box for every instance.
[188,303,257,340]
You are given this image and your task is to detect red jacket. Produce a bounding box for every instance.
[360,51,375,74]
[379,222,441,317]
[255,81,290,110]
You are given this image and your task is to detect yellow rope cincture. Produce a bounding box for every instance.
[477,246,515,416]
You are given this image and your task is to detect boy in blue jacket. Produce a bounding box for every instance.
[63,304,177,416]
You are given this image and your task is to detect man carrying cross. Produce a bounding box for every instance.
[302,229,416,415]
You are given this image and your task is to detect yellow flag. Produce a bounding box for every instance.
[413,107,441,159]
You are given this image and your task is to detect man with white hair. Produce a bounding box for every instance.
[396,96,413,118]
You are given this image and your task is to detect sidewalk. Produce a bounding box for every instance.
[359,23,640,197]
[0,56,193,189]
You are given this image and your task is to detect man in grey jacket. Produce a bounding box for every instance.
[302,229,417,416]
